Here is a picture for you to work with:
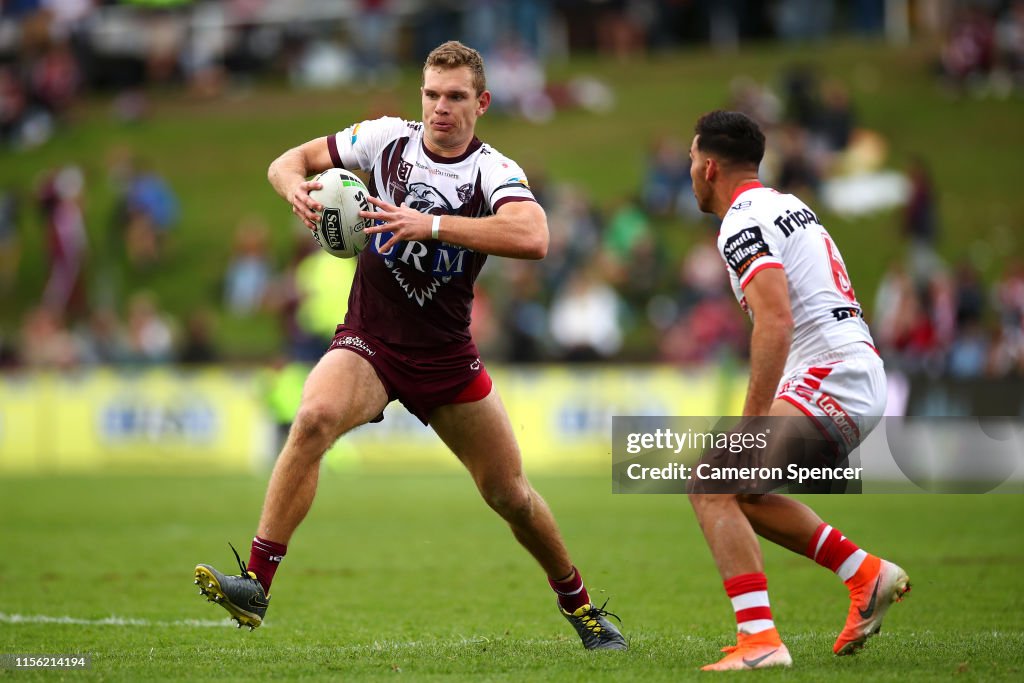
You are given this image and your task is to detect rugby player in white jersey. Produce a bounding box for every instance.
[686,110,910,671]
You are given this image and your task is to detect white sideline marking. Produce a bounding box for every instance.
[0,612,237,628]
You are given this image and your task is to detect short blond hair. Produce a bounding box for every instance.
[423,41,486,94]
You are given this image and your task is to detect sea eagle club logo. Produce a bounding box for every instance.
[371,181,471,307]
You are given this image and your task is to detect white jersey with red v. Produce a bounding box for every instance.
[717,182,874,373]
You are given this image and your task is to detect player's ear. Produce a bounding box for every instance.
[705,157,718,182]
[477,90,491,116]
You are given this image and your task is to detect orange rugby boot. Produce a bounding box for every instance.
[834,555,911,655]
[701,628,792,671]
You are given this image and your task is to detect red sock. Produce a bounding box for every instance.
[807,523,867,582]
[549,566,591,613]
[724,573,775,635]
[248,536,287,593]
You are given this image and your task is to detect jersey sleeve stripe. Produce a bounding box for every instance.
[490,182,532,196]
[492,196,536,212]
[739,260,784,290]
[327,134,343,168]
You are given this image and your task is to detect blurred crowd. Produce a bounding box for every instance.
[10,1,1023,149]
[2,0,1023,380]
[937,0,1024,97]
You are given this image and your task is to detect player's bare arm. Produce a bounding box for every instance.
[361,197,548,260]
[267,136,335,230]
[741,267,793,416]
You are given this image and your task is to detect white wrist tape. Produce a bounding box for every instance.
[431,215,441,240]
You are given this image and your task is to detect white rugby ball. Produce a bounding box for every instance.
[308,168,372,259]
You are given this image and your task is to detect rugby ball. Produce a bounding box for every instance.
[309,168,372,259]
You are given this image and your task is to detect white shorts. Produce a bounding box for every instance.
[776,342,886,454]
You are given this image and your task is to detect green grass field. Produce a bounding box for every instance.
[2,473,1022,680]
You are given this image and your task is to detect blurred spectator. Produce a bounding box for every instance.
[463,0,504,57]
[259,354,308,455]
[680,229,729,305]
[780,64,821,130]
[954,261,985,329]
[948,320,991,377]
[265,232,355,362]
[872,261,914,351]
[223,216,274,316]
[641,135,699,219]
[179,309,220,365]
[18,306,81,369]
[37,164,88,317]
[902,156,942,282]
[124,291,175,365]
[892,287,942,373]
[939,5,996,94]
[727,75,782,129]
[76,306,129,366]
[0,66,30,147]
[143,8,187,84]
[659,294,747,365]
[602,196,652,264]
[991,260,1024,375]
[987,326,1024,376]
[113,157,180,268]
[30,41,81,119]
[851,0,885,36]
[930,270,957,350]
[773,0,835,42]
[595,0,653,61]
[549,267,623,361]
[0,188,20,294]
[508,0,551,57]
[219,1,282,89]
[818,79,855,154]
[996,0,1024,91]
[774,123,821,197]
[350,0,400,85]
[499,262,549,363]
[486,37,554,123]
[708,0,744,51]
[538,183,602,292]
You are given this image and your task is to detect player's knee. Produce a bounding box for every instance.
[289,403,344,451]
[482,479,533,523]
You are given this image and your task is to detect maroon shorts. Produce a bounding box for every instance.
[327,324,493,425]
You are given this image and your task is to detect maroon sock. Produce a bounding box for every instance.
[549,566,591,613]
[247,536,287,594]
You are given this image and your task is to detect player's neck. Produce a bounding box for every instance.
[716,176,762,217]
[423,134,474,159]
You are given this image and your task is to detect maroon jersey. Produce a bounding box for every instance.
[327,117,536,349]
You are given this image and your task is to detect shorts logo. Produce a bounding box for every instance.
[470,358,481,370]
[816,394,860,446]
[723,226,772,279]
[335,335,376,356]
